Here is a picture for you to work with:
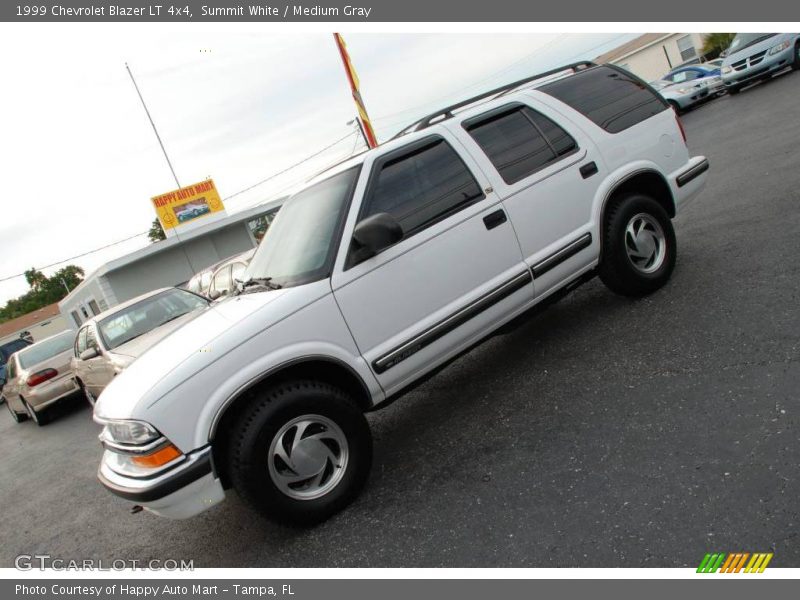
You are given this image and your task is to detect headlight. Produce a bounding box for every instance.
[101,419,160,446]
[99,419,185,478]
[675,87,693,94]
[722,66,732,74]
[768,41,791,55]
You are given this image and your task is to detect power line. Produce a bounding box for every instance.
[223,128,359,203]
[0,230,149,284]
[0,129,361,285]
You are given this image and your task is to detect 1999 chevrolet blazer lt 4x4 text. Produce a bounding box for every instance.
[94,63,709,523]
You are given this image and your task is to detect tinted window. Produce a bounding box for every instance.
[18,332,74,369]
[541,66,667,134]
[363,138,484,237]
[1,339,30,365]
[465,105,577,184]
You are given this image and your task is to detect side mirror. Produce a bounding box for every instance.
[351,213,403,265]
[79,347,100,361]
[208,289,222,300]
[720,49,728,58]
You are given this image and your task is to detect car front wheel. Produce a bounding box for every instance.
[227,380,372,525]
[599,193,677,297]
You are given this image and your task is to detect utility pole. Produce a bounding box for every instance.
[125,63,181,188]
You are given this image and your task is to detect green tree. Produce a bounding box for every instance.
[148,218,166,243]
[703,33,735,57]
[0,265,85,324]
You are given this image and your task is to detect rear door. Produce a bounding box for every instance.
[331,131,531,396]
[453,99,604,300]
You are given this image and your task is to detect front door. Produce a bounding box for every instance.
[332,131,531,397]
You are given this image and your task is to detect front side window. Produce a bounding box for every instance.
[211,266,233,295]
[97,289,208,350]
[75,327,88,356]
[246,166,361,288]
[464,105,577,184]
[361,137,484,238]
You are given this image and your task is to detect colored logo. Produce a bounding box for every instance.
[697,552,773,573]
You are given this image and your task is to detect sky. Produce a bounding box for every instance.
[0,26,637,305]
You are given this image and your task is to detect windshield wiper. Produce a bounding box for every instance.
[233,277,282,295]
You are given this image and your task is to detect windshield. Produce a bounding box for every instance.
[728,33,777,54]
[98,288,208,350]
[18,332,74,369]
[1,339,30,365]
[245,166,361,288]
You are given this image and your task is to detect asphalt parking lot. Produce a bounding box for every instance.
[2,70,799,569]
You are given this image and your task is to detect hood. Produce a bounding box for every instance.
[94,284,324,421]
[723,33,782,63]
[110,310,201,360]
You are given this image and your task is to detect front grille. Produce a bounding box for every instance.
[733,50,769,71]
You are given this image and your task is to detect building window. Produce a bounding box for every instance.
[677,35,697,62]
[80,306,89,319]
[247,208,280,244]
[71,311,82,327]
[88,299,101,316]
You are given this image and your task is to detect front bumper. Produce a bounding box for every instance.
[722,46,794,88]
[98,446,225,518]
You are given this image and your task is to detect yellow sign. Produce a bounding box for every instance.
[151,179,224,230]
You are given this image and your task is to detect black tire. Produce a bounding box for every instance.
[22,397,48,426]
[793,42,800,70]
[728,85,741,95]
[5,397,27,423]
[227,380,372,525]
[599,193,677,297]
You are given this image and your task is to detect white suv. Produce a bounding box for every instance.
[94,63,709,523]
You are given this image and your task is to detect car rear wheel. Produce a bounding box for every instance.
[793,42,800,70]
[227,380,372,525]
[728,85,741,95]
[22,398,47,427]
[4,397,27,423]
[599,193,677,297]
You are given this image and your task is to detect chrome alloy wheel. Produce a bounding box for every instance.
[624,213,667,274]
[268,414,349,501]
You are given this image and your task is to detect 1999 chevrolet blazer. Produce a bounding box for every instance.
[94,63,709,523]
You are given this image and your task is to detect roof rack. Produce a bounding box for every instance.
[391,61,596,140]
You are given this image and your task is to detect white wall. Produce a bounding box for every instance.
[615,33,707,82]
[0,313,69,346]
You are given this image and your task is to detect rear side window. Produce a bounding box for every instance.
[362,137,484,237]
[540,66,667,133]
[464,104,578,184]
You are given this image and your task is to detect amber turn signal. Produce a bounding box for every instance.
[129,444,183,469]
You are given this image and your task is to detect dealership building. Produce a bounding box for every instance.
[58,199,282,329]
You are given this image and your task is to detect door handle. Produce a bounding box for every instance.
[579,161,598,179]
[483,209,507,230]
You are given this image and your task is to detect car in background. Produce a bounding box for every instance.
[207,249,256,300]
[650,78,711,113]
[71,287,209,405]
[3,331,79,425]
[0,337,32,396]
[721,33,800,94]
[664,64,725,94]
[176,204,210,222]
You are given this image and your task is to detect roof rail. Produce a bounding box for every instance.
[391,61,596,140]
